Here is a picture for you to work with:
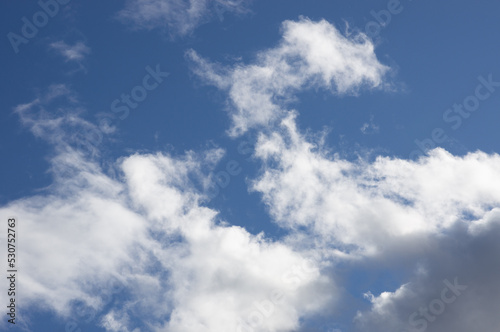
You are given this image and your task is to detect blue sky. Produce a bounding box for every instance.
[2,1,500,331]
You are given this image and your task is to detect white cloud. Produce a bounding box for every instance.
[50,41,91,62]
[245,112,500,331]
[187,14,500,330]
[9,14,500,332]
[188,18,390,136]
[161,225,333,332]
[3,87,334,332]
[252,113,500,254]
[185,14,500,331]
[49,41,91,74]
[101,310,132,332]
[353,209,500,331]
[117,0,251,37]
[360,115,379,134]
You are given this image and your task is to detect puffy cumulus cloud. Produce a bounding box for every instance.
[121,151,335,331]
[246,112,500,331]
[162,225,334,332]
[187,15,499,330]
[121,150,223,229]
[101,310,138,332]
[353,209,500,332]
[2,173,146,313]
[4,88,158,326]
[186,14,500,327]
[10,18,500,330]
[117,0,251,36]
[2,87,334,332]
[188,18,390,136]
[251,113,500,254]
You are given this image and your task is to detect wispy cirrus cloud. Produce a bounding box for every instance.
[50,41,91,62]
[49,40,91,74]
[117,0,252,37]
[360,114,380,134]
